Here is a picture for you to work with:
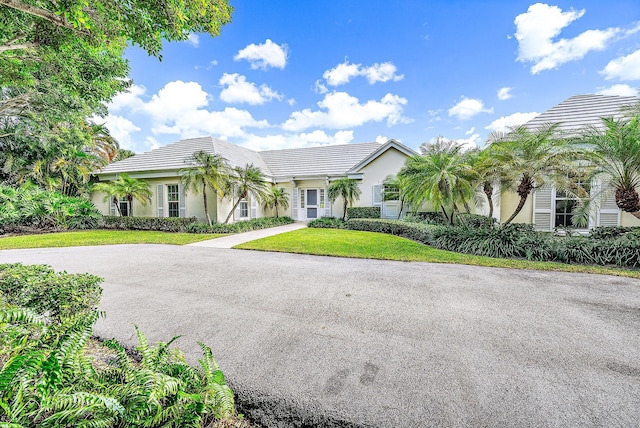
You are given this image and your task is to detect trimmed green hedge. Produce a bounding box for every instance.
[186,216,294,233]
[308,217,348,229]
[347,218,444,245]
[589,226,640,239]
[346,206,381,219]
[99,215,198,232]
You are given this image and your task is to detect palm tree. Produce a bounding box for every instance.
[486,123,578,225]
[398,139,474,225]
[327,178,362,220]
[382,174,408,219]
[179,150,230,226]
[464,148,502,218]
[580,115,640,220]
[224,164,268,224]
[92,173,151,216]
[262,186,289,218]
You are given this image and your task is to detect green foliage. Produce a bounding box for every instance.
[0,263,102,323]
[0,184,101,232]
[187,216,293,233]
[224,164,269,224]
[92,173,152,217]
[346,206,380,219]
[589,226,640,240]
[307,217,348,229]
[406,211,448,225]
[346,218,444,245]
[456,213,497,228]
[328,178,362,220]
[99,215,199,232]
[262,186,290,218]
[0,263,238,427]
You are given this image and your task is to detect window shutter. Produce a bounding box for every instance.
[250,196,257,219]
[598,179,620,227]
[292,187,299,220]
[324,187,331,217]
[372,184,382,207]
[533,185,552,231]
[178,184,186,218]
[157,184,164,217]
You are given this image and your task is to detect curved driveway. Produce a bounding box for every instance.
[1,244,639,427]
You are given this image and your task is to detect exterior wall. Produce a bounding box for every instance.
[499,190,534,224]
[357,147,408,207]
[621,212,640,227]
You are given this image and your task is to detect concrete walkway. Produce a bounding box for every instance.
[187,221,307,248]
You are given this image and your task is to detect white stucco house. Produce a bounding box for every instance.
[92,138,416,222]
[497,94,640,231]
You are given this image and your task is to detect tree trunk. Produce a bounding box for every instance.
[202,179,212,226]
[440,205,450,224]
[224,191,246,224]
[0,0,85,33]
[342,199,348,220]
[127,196,133,217]
[483,182,494,218]
[113,197,122,216]
[503,195,528,225]
[275,202,279,218]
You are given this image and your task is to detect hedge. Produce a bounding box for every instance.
[346,218,444,245]
[308,217,348,229]
[186,216,294,233]
[99,215,198,232]
[346,206,381,219]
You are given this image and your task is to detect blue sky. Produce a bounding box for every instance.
[104,1,640,153]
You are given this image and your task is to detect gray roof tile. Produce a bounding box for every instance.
[525,94,639,133]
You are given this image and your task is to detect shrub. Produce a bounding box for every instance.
[412,212,448,225]
[346,206,380,219]
[0,263,102,323]
[456,213,497,228]
[186,216,294,233]
[0,184,101,232]
[308,217,348,229]
[589,226,640,240]
[346,218,444,245]
[99,215,198,232]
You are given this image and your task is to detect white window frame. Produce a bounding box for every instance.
[167,184,180,218]
[239,199,249,219]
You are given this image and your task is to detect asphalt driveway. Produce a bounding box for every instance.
[1,245,639,427]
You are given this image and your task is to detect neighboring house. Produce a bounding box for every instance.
[497,94,640,231]
[92,138,416,222]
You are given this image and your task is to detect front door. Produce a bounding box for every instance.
[304,189,318,219]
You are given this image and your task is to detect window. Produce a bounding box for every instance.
[300,190,305,209]
[119,198,129,217]
[383,183,400,201]
[319,189,325,209]
[554,179,589,228]
[239,200,249,218]
[167,184,179,217]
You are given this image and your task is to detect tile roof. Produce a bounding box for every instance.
[524,94,639,134]
[98,137,384,178]
[259,142,382,177]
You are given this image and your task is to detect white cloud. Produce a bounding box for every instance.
[314,80,329,94]
[143,81,209,122]
[287,98,296,106]
[457,133,481,151]
[497,87,512,100]
[239,130,354,151]
[375,135,388,144]
[596,84,638,96]
[186,34,200,47]
[282,92,412,131]
[101,115,141,151]
[484,112,540,133]
[465,127,475,135]
[234,39,288,70]
[323,60,404,86]
[514,3,628,74]
[448,97,493,120]
[108,84,146,112]
[601,49,640,81]
[219,73,283,105]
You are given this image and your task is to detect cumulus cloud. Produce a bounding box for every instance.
[497,87,512,100]
[457,133,481,151]
[484,112,540,133]
[101,115,141,151]
[375,135,389,144]
[143,81,209,122]
[219,73,283,105]
[282,92,411,132]
[322,60,404,86]
[240,130,354,151]
[186,34,200,47]
[601,49,640,81]
[234,39,288,70]
[448,97,493,120]
[596,84,638,96]
[108,85,146,112]
[514,3,634,74]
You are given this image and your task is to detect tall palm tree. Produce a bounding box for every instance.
[486,123,578,225]
[398,139,474,225]
[92,173,151,216]
[179,150,230,226]
[224,164,268,224]
[464,148,502,219]
[580,115,640,220]
[262,186,289,218]
[327,178,362,220]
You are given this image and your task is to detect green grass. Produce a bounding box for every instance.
[0,230,225,249]
[236,228,640,279]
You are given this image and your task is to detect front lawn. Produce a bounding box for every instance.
[236,228,640,279]
[0,230,224,249]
